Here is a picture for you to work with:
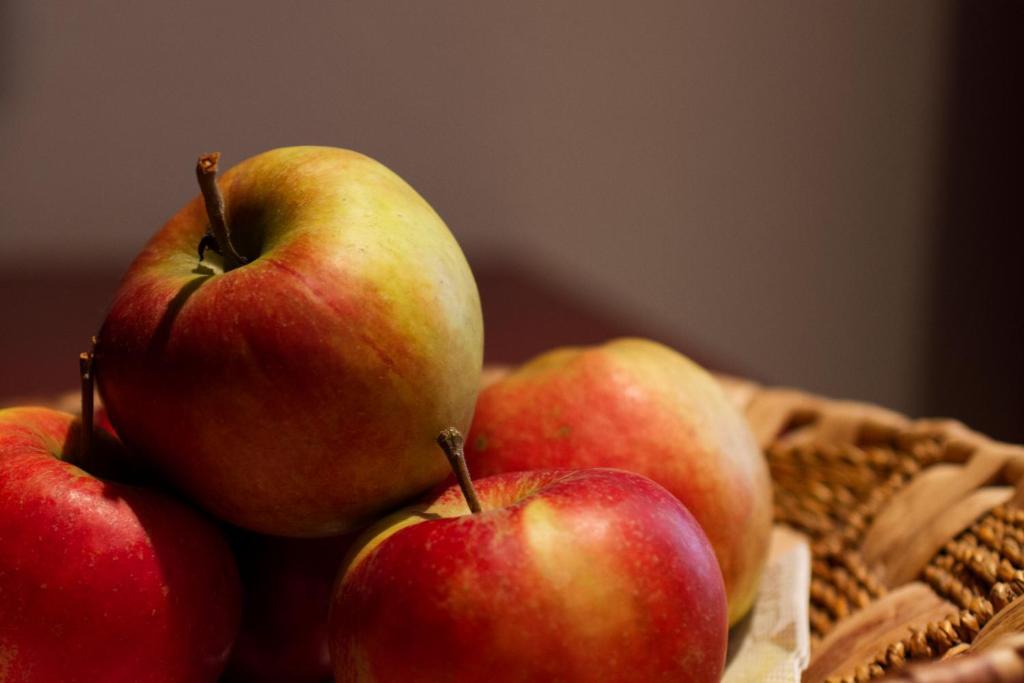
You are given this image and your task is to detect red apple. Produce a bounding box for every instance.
[95,147,483,536]
[94,401,117,438]
[463,338,772,624]
[329,433,727,682]
[0,407,241,682]
[223,532,355,683]
[0,389,119,438]
[480,364,510,391]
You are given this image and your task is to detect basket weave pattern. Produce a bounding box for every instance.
[716,376,1024,682]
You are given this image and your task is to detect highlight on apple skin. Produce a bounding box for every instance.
[463,337,773,625]
[95,146,484,537]
[0,407,242,683]
[328,467,728,683]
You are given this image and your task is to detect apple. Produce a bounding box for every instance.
[94,401,117,437]
[223,531,355,683]
[95,147,484,536]
[328,430,727,682]
[480,364,510,391]
[0,406,241,682]
[463,338,772,624]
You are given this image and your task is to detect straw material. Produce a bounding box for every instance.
[715,375,1024,682]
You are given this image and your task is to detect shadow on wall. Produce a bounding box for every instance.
[0,258,729,400]
[474,259,725,372]
[926,1,1024,442]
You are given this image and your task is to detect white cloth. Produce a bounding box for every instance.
[723,527,811,683]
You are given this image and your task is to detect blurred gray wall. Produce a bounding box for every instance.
[0,1,952,414]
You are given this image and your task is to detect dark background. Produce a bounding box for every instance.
[1,2,1020,440]
[924,1,1023,441]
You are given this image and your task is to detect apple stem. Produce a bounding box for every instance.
[79,338,96,459]
[436,428,483,514]
[196,152,247,270]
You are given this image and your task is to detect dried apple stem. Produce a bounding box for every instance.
[79,340,95,459]
[436,428,483,514]
[196,152,246,270]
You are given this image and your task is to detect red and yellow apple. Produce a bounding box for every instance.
[463,338,772,624]
[223,531,355,683]
[96,146,483,536]
[329,463,727,682]
[0,407,241,682]
[480,364,510,391]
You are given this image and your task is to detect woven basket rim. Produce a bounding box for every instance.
[717,374,1024,682]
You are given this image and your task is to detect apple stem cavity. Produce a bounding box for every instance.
[436,428,483,514]
[79,338,96,459]
[196,152,247,270]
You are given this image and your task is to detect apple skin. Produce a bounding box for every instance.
[0,392,117,439]
[96,146,484,536]
[329,468,727,683]
[95,402,117,437]
[0,407,241,682]
[223,532,355,683]
[480,364,510,391]
[463,338,772,625]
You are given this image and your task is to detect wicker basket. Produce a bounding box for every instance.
[716,375,1024,682]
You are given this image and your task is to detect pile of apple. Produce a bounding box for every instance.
[0,147,772,683]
